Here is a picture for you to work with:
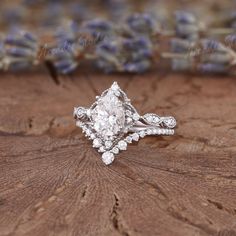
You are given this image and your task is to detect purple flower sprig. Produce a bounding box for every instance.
[48,21,82,74]
[198,39,236,73]
[3,29,39,71]
[95,36,153,73]
[169,38,196,71]
[0,39,4,70]
[175,11,200,41]
[81,19,116,41]
[162,37,236,74]
[0,10,235,76]
[123,13,161,37]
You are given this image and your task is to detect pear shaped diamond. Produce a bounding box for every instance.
[91,84,126,139]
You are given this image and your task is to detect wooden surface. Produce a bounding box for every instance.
[0,71,236,236]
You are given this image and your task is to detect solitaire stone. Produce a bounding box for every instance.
[91,89,125,139]
[102,152,115,165]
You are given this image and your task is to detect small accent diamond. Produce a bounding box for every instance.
[112,147,119,154]
[125,136,133,143]
[147,129,152,135]
[133,113,140,121]
[74,107,86,118]
[132,133,139,141]
[98,146,106,152]
[118,140,127,150]
[139,131,146,138]
[105,140,113,149]
[164,117,176,128]
[86,129,92,136]
[87,109,91,117]
[126,117,133,124]
[102,152,114,165]
[152,129,157,135]
[153,116,160,123]
[93,138,102,148]
[126,110,132,116]
[147,116,153,123]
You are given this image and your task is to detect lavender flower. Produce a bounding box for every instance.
[0,40,4,70]
[50,21,82,74]
[171,59,193,71]
[81,19,115,41]
[175,11,199,41]
[175,11,196,24]
[198,63,228,73]
[4,29,39,71]
[198,39,236,73]
[53,57,78,75]
[171,38,194,53]
[201,39,227,52]
[96,36,153,73]
[170,38,195,71]
[125,13,160,37]
[171,11,201,71]
[55,21,79,45]
[96,41,120,73]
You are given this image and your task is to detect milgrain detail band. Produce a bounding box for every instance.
[74,82,176,165]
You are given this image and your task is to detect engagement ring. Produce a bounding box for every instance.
[74,82,176,165]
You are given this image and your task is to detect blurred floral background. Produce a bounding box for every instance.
[0,0,236,76]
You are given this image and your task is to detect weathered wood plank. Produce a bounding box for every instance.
[0,71,236,236]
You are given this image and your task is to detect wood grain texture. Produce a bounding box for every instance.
[0,71,236,236]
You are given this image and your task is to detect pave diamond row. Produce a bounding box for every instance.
[77,119,174,165]
[142,113,177,129]
[101,127,174,165]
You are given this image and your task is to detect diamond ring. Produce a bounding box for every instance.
[74,82,176,165]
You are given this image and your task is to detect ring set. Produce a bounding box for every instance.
[74,82,176,165]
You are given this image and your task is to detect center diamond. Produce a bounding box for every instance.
[91,90,125,139]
